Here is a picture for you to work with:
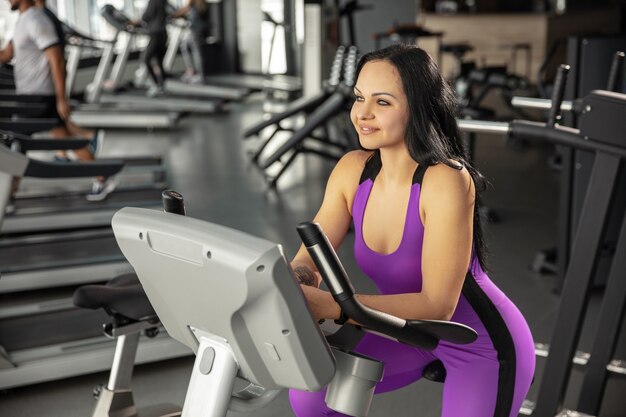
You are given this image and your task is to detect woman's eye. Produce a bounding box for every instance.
[377,99,389,106]
[354,95,364,102]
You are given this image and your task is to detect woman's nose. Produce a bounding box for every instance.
[356,103,373,120]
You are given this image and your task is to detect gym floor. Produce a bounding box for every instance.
[1,94,625,416]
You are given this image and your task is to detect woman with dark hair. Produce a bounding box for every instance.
[133,0,168,96]
[289,44,535,417]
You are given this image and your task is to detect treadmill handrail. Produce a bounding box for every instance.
[0,92,57,102]
[101,5,149,36]
[0,118,60,136]
[0,129,90,152]
[17,138,90,152]
[24,158,125,179]
[0,100,47,109]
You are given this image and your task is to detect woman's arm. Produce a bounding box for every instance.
[296,157,474,324]
[291,150,365,289]
[44,44,70,120]
[0,42,14,63]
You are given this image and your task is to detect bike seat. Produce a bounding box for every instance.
[422,359,446,383]
[73,273,157,322]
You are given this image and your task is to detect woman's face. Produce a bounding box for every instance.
[350,60,409,151]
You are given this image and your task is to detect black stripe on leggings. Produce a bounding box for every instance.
[462,272,516,417]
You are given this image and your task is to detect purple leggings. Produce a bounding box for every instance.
[289,293,535,417]
[295,156,536,416]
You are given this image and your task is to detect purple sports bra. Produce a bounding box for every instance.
[353,152,429,295]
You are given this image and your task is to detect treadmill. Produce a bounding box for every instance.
[86,5,225,114]
[62,22,181,129]
[2,130,168,199]
[144,19,251,101]
[0,143,188,388]
[0,104,167,199]
[0,136,163,236]
[0,134,130,286]
[204,72,302,95]
[0,281,189,390]
[0,45,180,129]
[0,99,168,198]
[16,157,167,199]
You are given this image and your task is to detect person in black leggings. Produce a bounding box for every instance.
[134,0,168,96]
[172,0,209,84]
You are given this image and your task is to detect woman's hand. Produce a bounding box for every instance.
[300,285,339,322]
[56,98,70,121]
[293,265,318,287]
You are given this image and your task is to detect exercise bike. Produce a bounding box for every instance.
[80,191,477,417]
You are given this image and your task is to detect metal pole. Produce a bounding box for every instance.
[456,119,510,135]
[511,97,573,112]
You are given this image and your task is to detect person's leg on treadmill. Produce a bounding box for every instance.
[50,126,90,160]
[154,33,168,86]
[42,100,112,199]
[62,120,102,157]
[144,37,162,96]
[35,96,95,162]
[180,37,195,80]
[189,29,205,83]
[50,111,98,161]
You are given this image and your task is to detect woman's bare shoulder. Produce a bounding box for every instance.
[331,150,373,183]
[422,161,474,200]
[338,149,373,167]
[326,150,373,209]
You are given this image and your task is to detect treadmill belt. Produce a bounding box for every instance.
[0,232,122,273]
[0,307,109,351]
[204,74,302,92]
[11,188,163,216]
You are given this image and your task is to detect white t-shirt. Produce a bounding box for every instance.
[12,7,61,95]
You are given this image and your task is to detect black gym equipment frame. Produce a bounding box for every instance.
[255,46,360,188]
[555,35,626,291]
[520,99,624,416]
[243,46,348,165]
[461,63,626,416]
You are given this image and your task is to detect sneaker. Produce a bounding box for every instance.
[5,198,16,215]
[146,85,165,97]
[189,74,204,85]
[86,177,119,202]
[53,154,71,163]
[88,129,105,156]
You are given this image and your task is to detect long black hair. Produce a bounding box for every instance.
[355,43,488,270]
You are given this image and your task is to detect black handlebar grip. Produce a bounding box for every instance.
[297,221,439,350]
[547,64,570,128]
[297,221,481,349]
[297,222,355,301]
[162,190,186,216]
[607,51,625,92]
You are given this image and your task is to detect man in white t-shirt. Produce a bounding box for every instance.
[0,0,95,162]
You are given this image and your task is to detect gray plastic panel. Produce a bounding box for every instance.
[112,207,335,391]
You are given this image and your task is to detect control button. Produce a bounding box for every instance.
[199,346,215,374]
